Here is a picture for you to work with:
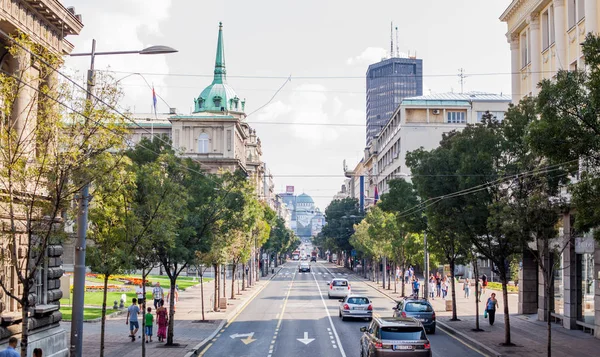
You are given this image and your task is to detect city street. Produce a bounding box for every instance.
[200,261,485,357]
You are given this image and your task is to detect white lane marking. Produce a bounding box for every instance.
[311,269,347,357]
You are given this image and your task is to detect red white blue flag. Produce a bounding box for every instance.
[152,86,158,115]
[374,186,379,205]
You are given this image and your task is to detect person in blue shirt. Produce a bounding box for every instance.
[0,337,20,357]
[485,293,499,325]
[412,278,420,298]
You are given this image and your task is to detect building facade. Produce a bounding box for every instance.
[374,92,511,195]
[0,1,83,355]
[366,57,423,145]
[501,0,600,338]
[126,23,277,210]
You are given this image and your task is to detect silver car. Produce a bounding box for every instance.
[327,278,351,299]
[338,295,373,321]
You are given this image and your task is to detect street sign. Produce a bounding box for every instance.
[351,249,357,257]
[286,185,294,193]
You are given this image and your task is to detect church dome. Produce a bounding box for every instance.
[193,22,245,114]
[297,193,314,205]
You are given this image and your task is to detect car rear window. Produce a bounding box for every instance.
[404,302,433,313]
[347,297,369,304]
[380,326,426,340]
[332,280,348,286]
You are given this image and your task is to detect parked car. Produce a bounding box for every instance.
[327,278,351,299]
[338,295,373,321]
[299,261,311,273]
[393,298,436,334]
[359,317,432,356]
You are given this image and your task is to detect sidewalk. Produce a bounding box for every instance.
[356,272,600,357]
[62,269,281,357]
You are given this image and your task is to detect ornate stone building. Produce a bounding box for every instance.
[0,1,82,355]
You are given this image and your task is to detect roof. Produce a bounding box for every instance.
[404,91,511,102]
[376,317,422,327]
[296,193,314,204]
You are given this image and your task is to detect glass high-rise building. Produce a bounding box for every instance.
[366,57,423,145]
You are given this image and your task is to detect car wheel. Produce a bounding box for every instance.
[366,317,372,322]
[429,327,436,334]
[341,315,346,321]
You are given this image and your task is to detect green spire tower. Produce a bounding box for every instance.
[194,22,244,113]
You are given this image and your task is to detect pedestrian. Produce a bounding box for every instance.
[481,274,488,295]
[126,297,140,341]
[412,277,420,298]
[145,307,154,343]
[428,278,435,299]
[435,273,442,297]
[152,282,164,310]
[477,280,483,302]
[136,283,145,309]
[0,337,19,357]
[485,292,499,325]
[166,286,179,311]
[463,278,470,298]
[442,278,448,299]
[156,299,168,342]
[33,348,42,357]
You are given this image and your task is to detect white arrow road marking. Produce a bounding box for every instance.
[297,331,315,345]
[230,332,257,345]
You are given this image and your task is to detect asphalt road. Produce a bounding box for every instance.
[200,261,487,357]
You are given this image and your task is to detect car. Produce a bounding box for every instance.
[299,261,311,273]
[310,256,317,262]
[338,295,373,321]
[393,298,436,334]
[359,317,432,356]
[327,278,351,299]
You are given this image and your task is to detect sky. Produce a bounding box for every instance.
[64,0,513,211]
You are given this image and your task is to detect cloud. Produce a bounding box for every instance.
[346,47,387,66]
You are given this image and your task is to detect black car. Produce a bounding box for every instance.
[393,298,436,334]
[359,317,432,356]
[310,256,317,262]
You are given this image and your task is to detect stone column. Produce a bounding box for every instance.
[529,13,542,96]
[553,0,567,70]
[9,49,34,146]
[509,34,521,104]
[563,213,578,329]
[519,249,538,314]
[585,0,598,35]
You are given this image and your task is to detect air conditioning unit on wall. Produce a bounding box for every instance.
[432,109,441,115]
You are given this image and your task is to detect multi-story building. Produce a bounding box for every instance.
[366,56,423,145]
[374,92,511,194]
[0,1,83,355]
[278,192,324,239]
[126,23,274,206]
[501,0,600,338]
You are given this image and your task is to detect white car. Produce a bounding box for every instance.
[338,295,373,321]
[327,278,351,299]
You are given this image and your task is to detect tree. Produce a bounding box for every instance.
[365,207,397,289]
[86,153,135,357]
[0,37,127,356]
[320,198,360,265]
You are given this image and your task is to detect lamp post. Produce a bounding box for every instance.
[68,40,177,357]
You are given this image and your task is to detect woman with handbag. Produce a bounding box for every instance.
[485,293,499,325]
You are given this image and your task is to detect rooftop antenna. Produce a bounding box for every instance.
[390,21,394,58]
[458,68,468,93]
[395,26,400,57]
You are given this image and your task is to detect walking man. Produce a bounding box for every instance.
[126,298,140,341]
[412,278,420,298]
[152,282,164,309]
[0,337,19,357]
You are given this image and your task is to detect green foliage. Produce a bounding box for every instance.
[320,198,360,254]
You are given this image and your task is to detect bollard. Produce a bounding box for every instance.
[119,299,125,309]
[113,300,118,310]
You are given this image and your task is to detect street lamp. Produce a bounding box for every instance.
[68,39,177,357]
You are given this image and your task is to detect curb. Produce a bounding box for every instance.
[62,308,127,323]
[184,267,283,357]
[339,268,503,357]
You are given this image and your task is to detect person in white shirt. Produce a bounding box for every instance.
[136,284,145,308]
[152,282,164,309]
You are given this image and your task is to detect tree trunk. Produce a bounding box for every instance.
[141,268,146,357]
[100,274,109,357]
[231,264,237,300]
[242,263,246,291]
[449,259,459,321]
[200,269,206,321]
[213,264,219,311]
[473,258,482,331]
[222,264,227,298]
[501,274,512,345]
[166,277,177,345]
[20,290,29,357]
[401,261,406,297]
[394,262,397,293]
[546,273,552,357]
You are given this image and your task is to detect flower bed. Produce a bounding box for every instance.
[70,284,129,293]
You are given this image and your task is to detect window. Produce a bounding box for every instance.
[477,111,505,122]
[197,133,209,153]
[577,0,585,21]
[521,31,529,67]
[380,326,427,341]
[541,8,555,49]
[447,111,466,124]
[227,130,232,151]
[568,0,577,28]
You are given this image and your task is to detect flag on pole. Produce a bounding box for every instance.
[374,186,379,205]
[152,85,158,116]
